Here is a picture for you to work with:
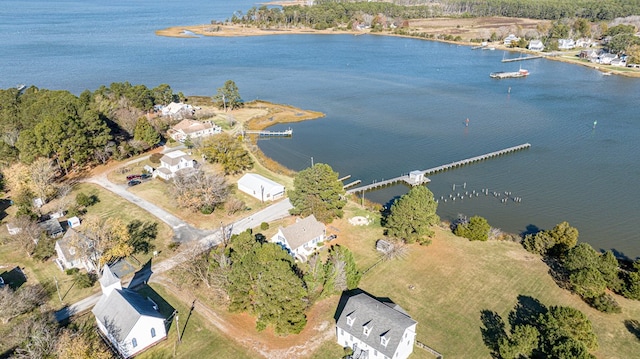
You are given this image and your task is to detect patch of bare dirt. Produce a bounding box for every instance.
[152,275,339,359]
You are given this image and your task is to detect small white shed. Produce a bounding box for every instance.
[67,216,81,228]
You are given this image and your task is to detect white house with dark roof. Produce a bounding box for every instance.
[271,215,325,261]
[54,228,98,272]
[167,119,221,142]
[336,292,417,359]
[92,265,167,358]
[155,150,195,180]
[237,173,285,202]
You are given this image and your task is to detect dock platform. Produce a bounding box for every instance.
[243,128,293,137]
[346,143,531,194]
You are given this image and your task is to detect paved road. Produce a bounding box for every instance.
[56,163,292,322]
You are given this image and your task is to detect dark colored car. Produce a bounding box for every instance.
[128,179,141,187]
[126,174,141,180]
[140,173,152,179]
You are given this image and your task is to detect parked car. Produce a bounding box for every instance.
[126,174,141,180]
[140,173,152,179]
[128,180,141,187]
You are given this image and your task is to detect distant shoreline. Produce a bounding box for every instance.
[156,23,640,78]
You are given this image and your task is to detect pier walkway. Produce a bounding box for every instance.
[502,55,544,63]
[346,143,531,194]
[243,128,292,137]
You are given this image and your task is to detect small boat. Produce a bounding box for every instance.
[490,68,529,79]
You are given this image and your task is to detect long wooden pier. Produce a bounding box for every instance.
[243,128,293,137]
[346,143,531,194]
[502,55,544,63]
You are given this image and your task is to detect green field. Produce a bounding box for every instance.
[337,204,640,359]
[135,284,255,359]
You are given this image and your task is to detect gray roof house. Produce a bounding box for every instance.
[271,215,326,262]
[336,292,417,359]
[54,228,98,272]
[92,265,167,358]
[528,39,544,51]
[38,218,64,237]
[155,150,195,180]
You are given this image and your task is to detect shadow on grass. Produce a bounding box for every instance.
[480,309,506,357]
[624,319,640,340]
[0,198,11,222]
[508,295,547,329]
[541,256,571,291]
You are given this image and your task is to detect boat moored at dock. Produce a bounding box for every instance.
[490,68,529,79]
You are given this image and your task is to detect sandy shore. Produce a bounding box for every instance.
[156,20,640,78]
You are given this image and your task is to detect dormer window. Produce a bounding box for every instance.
[380,336,389,347]
[362,325,371,336]
[346,315,355,327]
[363,323,372,337]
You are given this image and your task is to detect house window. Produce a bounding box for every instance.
[340,329,344,335]
[132,338,138,348]
[374,350,378,357]
[381,336,389,347]
[151,328,156,338]
[363,325,371,336]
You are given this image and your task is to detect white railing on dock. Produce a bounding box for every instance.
[346,143,531,194]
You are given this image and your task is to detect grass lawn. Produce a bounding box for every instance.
[136,283,255,359]
[332,204,640,359]
[0,182,175,311]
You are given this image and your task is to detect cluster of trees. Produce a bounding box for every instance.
[228,0,640,31]
[605,23,640,54]
[416,0,639,21]
[523,221,640,313]
[383,185,439,245]
[171,168,230,214]
[202,133,253,175]
[453,215,492,241]
[229,2,439,30]
[489,297,598,359]
[0,82,181,175]
[180,230,360,335]
[288,163,346,223]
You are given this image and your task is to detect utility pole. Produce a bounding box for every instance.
[176,311,182,343]
[54,276,62,303]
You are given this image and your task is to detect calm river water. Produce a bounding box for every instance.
[2,0,640,257]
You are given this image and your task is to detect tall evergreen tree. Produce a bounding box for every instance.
[288,163,346,223]
[133,117,161,148]
[384,185,439,244]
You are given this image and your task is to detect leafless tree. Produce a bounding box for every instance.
[171,168,229,213]
[489,227,503,241]
[13,314,59,359]
[11,216,44,256]
[0,284,48,323]
[224,197,245,215]
[381,239,410,262]
[30,158,59,203]
[53,183,73,215]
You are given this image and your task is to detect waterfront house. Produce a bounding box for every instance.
[335,291,417,359]
[611,58,627,67]
[528,40,544,51]
[161,102,194,119]
[55,228,98,272]
[271,215,326,262]
[580,49,600,61]
[167,119,221,142]
[558,39,576,50]
[503,34,520,46]
[575,38,594,48]
[237,173,285,202]
[598,53,618,65]
[92,265,167,358]
[155,150,195,180]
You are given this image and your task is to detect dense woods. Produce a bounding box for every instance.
[228,0,640,30]
[0,82,183,174]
